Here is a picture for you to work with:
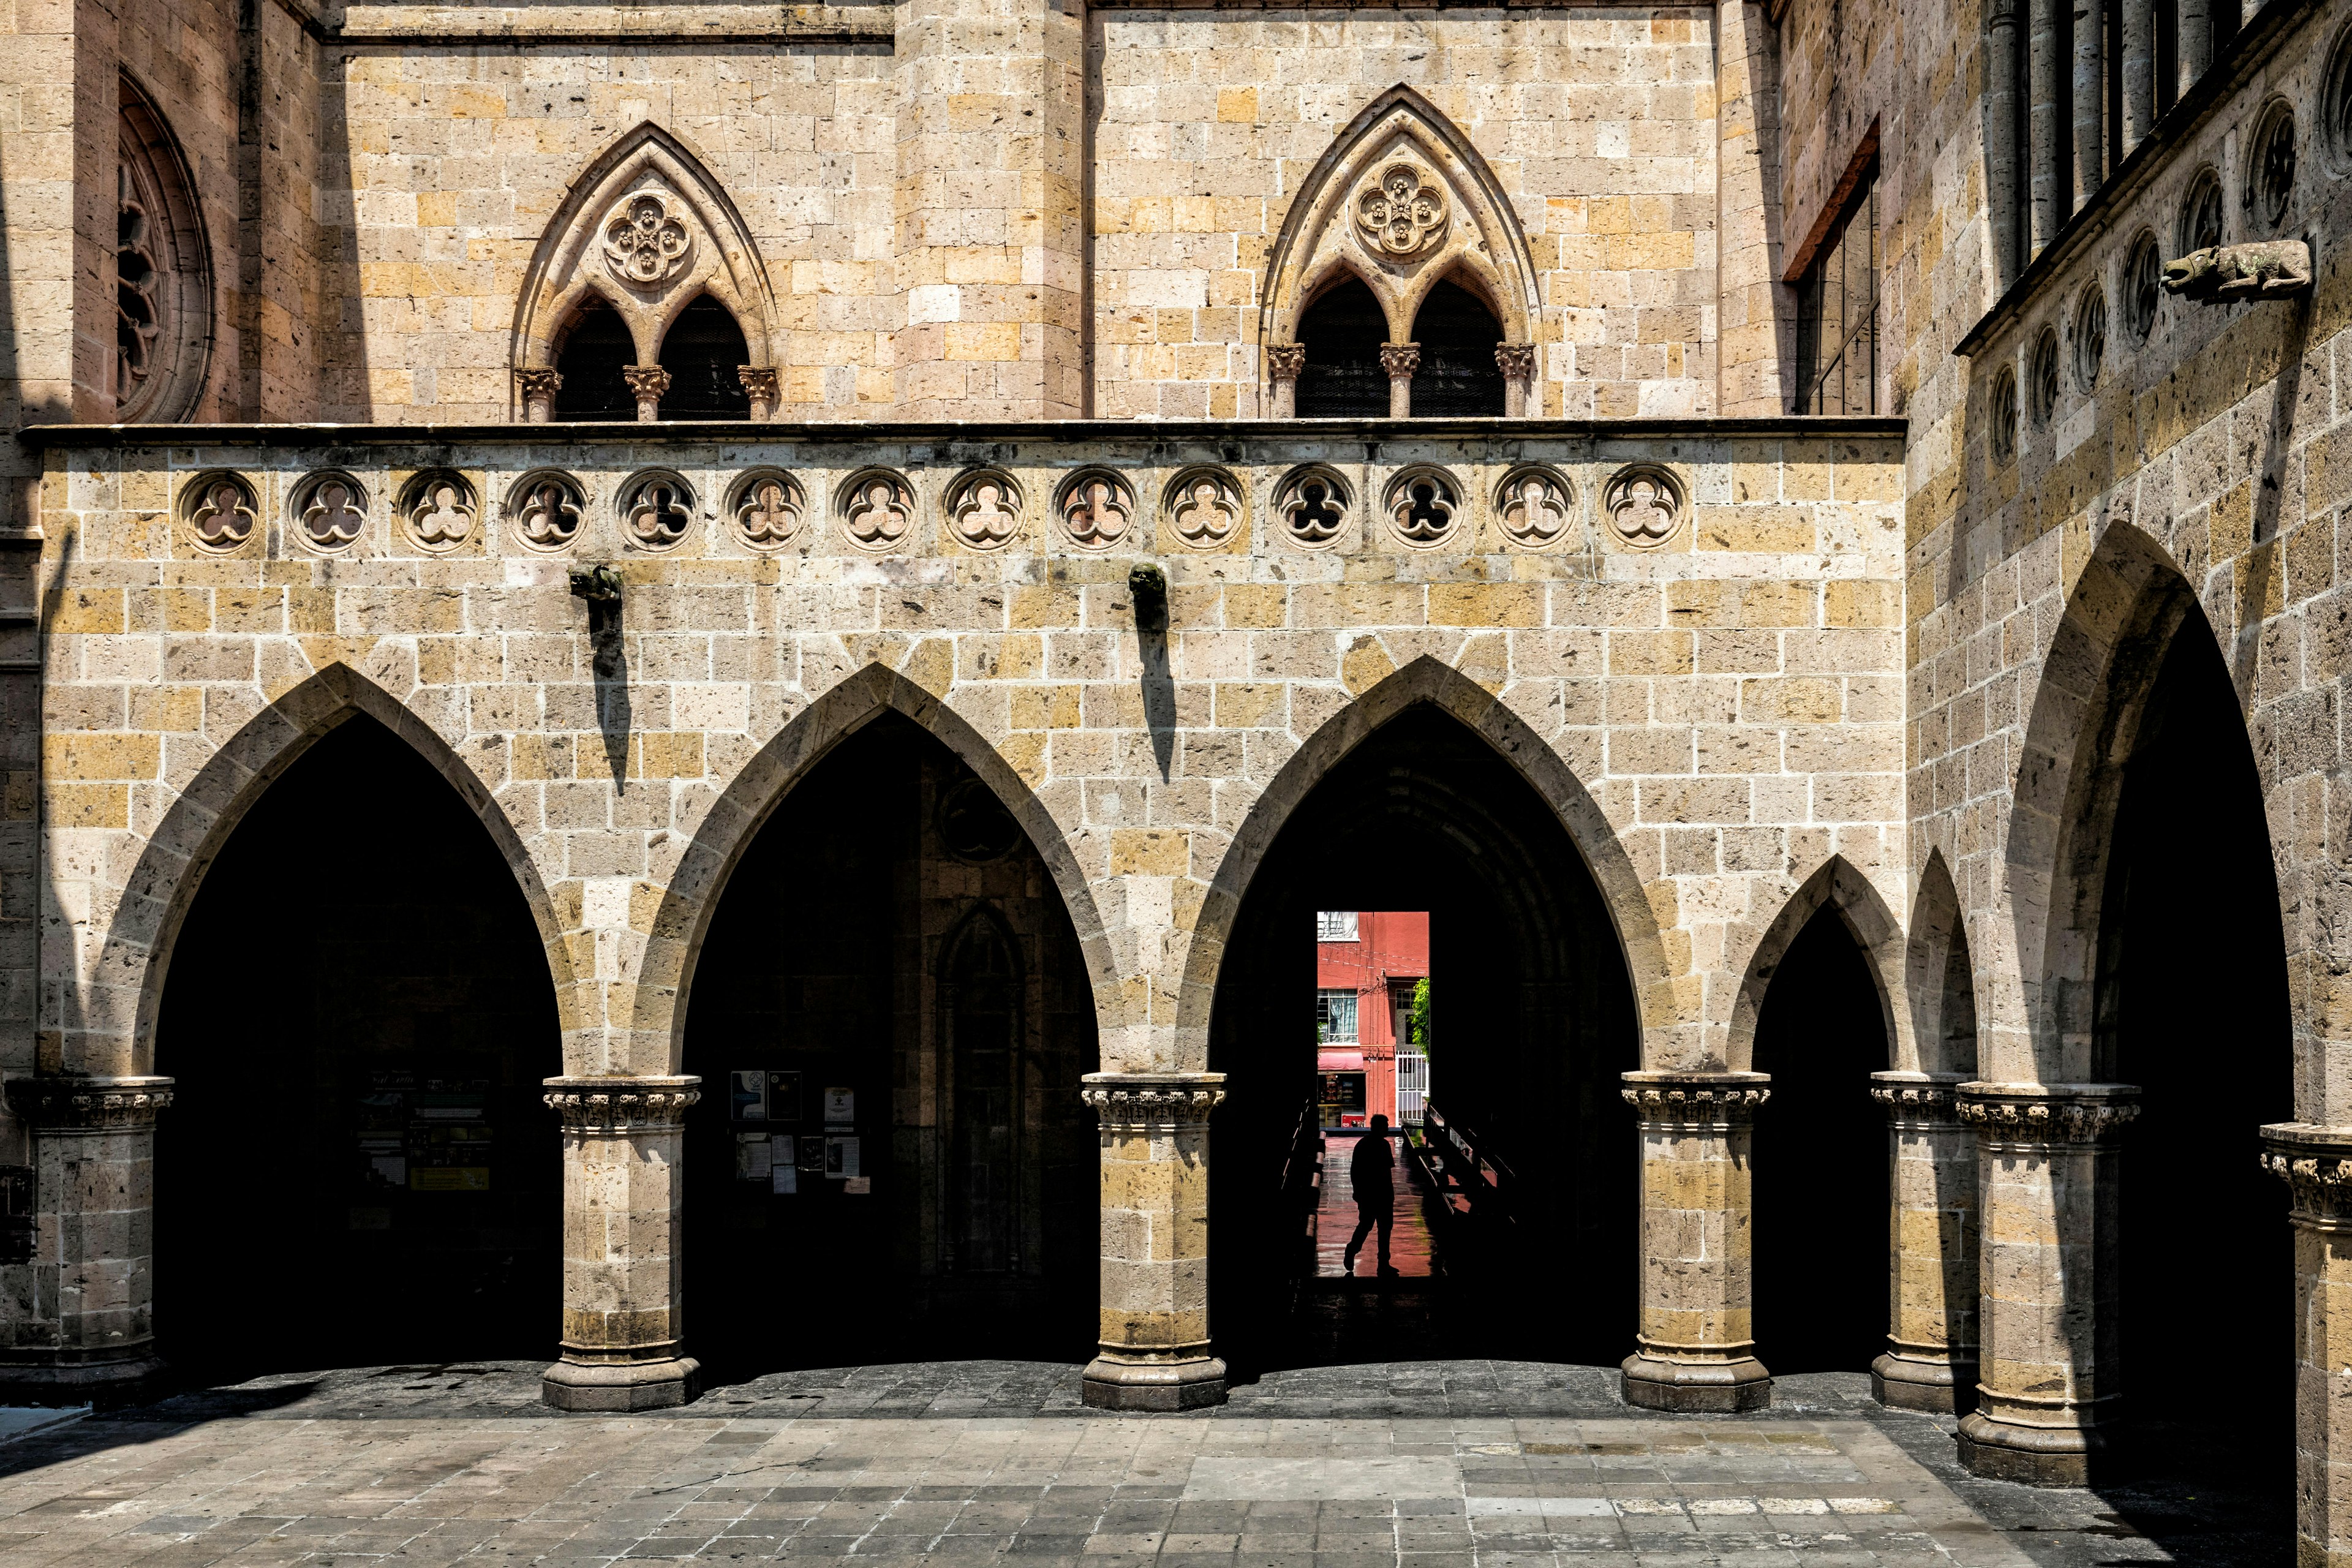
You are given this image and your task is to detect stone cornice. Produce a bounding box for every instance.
[1621,1071,1771,1129]
[1956,1082,2141,1147]
[2,1076,175,1132]
[543,1076,701,1131]
[1871,1071,1969,1126]
[2261,1123,2352,1230]
[1082,1072,1227,1128]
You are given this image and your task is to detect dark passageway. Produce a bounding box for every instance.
[155,718,562,1377]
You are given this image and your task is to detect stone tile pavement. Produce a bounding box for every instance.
[0,1363,2282,1566]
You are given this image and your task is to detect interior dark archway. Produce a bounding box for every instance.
[153,717,562,1377]
[1295,276,1389,418]
[1207,705,1638,1374]
[552,300,636,420]
[1751,907,1888,1375]
[2096,608,2292,1490]
[1408,279,1504,415]
[680,714,1096,1383]
[657,295,752,419]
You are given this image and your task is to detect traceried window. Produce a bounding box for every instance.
[115,75,211,422]
[1794,170,1877,416]
[1316,989,1359,1042]
[1316,911,1359,941]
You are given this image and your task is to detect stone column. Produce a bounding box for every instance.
[1494,343,1536,417]
[1621,1071,1772,1412]
[1987,0,2024,285]
[1956,1081,2138,1483]
[517,369,563,424]
[2261,1123,2352,1565]
[1082,1072,1226,1410]
[2069,0,2103,213]
[2028,0,2061,255]
[1869,1071,1978,1412]
[1265,344,1304,419]
[0,1076,172,1399]
[541,1076,702,1412]
[1379,343,1419,419]
[2120,0,2156,156]
[2179,0,2213,98]
[737,366,779,421]
[623,366,669,423]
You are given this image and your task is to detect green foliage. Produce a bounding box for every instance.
[1407,976,1431,1058]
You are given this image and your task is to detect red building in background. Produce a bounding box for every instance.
[1315,911,1430,1129]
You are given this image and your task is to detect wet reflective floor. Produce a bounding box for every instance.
[1314,1133,1442,1280]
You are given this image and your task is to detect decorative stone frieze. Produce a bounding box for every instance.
[1604,462,1686,549]
[292,471,369,554]
[1956,1081,2141,1147]
[183,471,257,554]
[1163,464,1244,548]
[2261,1123,2352,1229]
[944,467,1025,551]
[728,468,802,550]
[543,1076,701,1131]
[399,470,475,553]
[1055,467,1133,550]
[1080,1078,1226,1128]
[2,1076,175,1131]
[1621,1072,1771,1128]
[1275,464,1351,548]
[1870,1071,1964,1126]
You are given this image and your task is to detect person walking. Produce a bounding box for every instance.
[1343,1113,1398,1277]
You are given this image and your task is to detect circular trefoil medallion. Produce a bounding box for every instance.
[1603,464,1685,550]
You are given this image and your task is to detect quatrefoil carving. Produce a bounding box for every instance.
[1355,161,1449,259]
[402,470,475,553]
[1057,468,1134,551]
[1604,464,1686,549]
[622,470,696,551]
[295,472,369,553]
[184,472,258,554]
[510,471,586,552]
[1164,466,1243,549]
[946,469,1023,551]
[839,468,917,552]
[1494,465,1575,549]
[603,192,694,290]
[1276,466,1351,548]
[730,469,803,551]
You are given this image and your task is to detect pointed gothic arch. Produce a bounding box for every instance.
[1906,849,1979,1078]
[511,122,782,415]
[1259,86,1540,394]
[1724,854,1910,1073]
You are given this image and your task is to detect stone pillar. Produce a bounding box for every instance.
[1082,1071,1226,1410]
[1265,344,1304,419]
[0,1076,172,1399]
[1621,1071,1772,1412]
[623,366,669,423]
[541,1077,702,1412]
[738,366,779,421]
[2179,0,2213,98]
[1714,0,1788,413]
[1956,1081,2138,1483]
[2069,0,2103,213]
[1494,343,1536,418]
[2120,0,2155,156]
[518,369,563,424]
[2028,0,2061,255]
[1379,343,1419,419]
[1869,1071,1978,1412]
[1987,0,2024,285]
[2261,1123,2352,1565]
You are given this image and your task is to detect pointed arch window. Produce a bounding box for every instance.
[657,295,752,419]
[552,301,636,421]
[1408,281,1504,416]
[1794,168,1878,415]
[115,75,212,422]
[1295,278,1389,418]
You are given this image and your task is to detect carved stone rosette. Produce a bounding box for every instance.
[543,1076,702,1132]
[3,1075,175,1133]
[2261,1123,2352,1231]
[1956,1082,2141,1148]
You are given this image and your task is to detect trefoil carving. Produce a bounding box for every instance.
[400,470,476,553]
[1382,466,1460,548]
[944,468,1024,551]
[1494,464,1575,548]
[728,469,803,551]
[293,471,370,554]
[620,469,696,551]
[509,470,587,553]
[1055,468,1134,551]
[838,467,918,553]
[183,472,258,554]
[1276,464,1351,549]
[1164,466,1244,549]
[1604,463,1686,549]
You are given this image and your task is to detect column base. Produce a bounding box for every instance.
[1620,1352,1771,1412]
[1082,1353,1227,1411]
[1871,1351,1977,1414]
[1956,1408,2113,1486]
[541,1355,701,1412]
[0,1352,165,1408]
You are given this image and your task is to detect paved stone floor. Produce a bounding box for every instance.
[1313,1136,1439,1281]
[0,1362,2286,1567]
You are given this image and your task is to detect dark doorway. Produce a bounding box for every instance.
[1408,280,1504,415]
[154,718,562,1378]
[657,295,752,420]
[1751,907,1888,1374]
[1208,706,1638,1374]
[2098,608,2292,1508]
[553,300,636,420]
[680,714,1096,1383]
[1295,277,1390,418]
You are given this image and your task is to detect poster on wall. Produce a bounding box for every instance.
[797,1136,826,1174]
[827,1135,861,1179]
[823,1087,854,1125]
[767,1071,803,1123]
[731,1071,769,1121]
[842,1177,871,1194]
[773,1164,799,1195]
[736,1131,772,1180]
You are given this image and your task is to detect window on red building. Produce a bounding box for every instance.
[1316,911,1358,941]
[1316,989,1358,1042]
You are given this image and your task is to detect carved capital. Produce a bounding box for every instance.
[1870,1071,1969,1127]
[1082,1072,1227,1129]
[1493,342,1537,380]
[2261,1123,2352,1231]
[1265,344,1306,383]
[516,368,564,424]
[623,366,671,399]
[1378,342,1422,381]
[1956,1082,2141,1147]
[1621,1071,1771,1130]
[737,366,780,418]
[543,1076,702,1132]
[4,1076,175,1133]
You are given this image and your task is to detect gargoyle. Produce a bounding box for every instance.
[2160,240,2313,302]
[1128,561,1168,632]
[568,564,624,602]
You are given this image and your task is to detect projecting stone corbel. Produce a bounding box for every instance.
[2160,239,2313,303]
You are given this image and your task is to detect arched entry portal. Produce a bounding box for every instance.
[154,717,562,1377]
[1207,705,1638,1372]
[679,713,1096,1383]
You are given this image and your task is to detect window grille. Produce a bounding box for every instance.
[1316,911,1358,941]
[1794,172,1877,416]
[1395,1050,1430,1126]
[1316,989,1359,1042]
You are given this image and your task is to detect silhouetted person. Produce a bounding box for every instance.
[1343,1114,1398,1277]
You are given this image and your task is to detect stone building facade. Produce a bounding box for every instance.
[1,0,2349,1555]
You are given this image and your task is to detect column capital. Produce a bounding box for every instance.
[1621,1070,1771,1129]
[2261,1123,2352,1230]
[1493,341,1537,378]
[1264,344,1305,382]
[1870,1071,1970,1126]
[515,368,563,423]
[543,1076,701,1132]
[3,1075,174,1132]
[1082,1072,1226,1128]
[1956,1081,2141,1147]
[1378,341,1422,379]
[737,365,780,418]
